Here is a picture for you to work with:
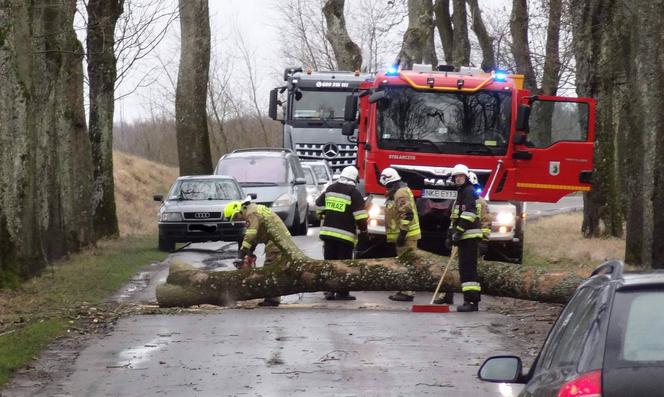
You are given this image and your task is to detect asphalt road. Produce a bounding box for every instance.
[2,198,580,397]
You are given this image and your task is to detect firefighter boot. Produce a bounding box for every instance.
[335,291,356,301]
[433,292,454,305]
[456,291,480,312]
[388,291,414,302]
[324,291,336,300]
[258,298,280,307]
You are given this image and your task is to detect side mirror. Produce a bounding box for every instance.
[342,121,357,136]
[153,194,163,202]
[294,177,307,185]
[248,193,258,200]
[516,104,530,132]
[344,95,358,121]
[268,88,279,121]
[478,356,523,383]
[368,91,386,104]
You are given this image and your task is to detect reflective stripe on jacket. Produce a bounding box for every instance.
[315,181,367,246]
[384,183,421,243]
[451,183,482,240]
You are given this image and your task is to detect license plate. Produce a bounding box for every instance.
[422,189,457,200]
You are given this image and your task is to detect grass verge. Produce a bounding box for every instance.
[0,234,166,386]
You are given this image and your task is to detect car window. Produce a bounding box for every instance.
[216,157,287,184]
[303,168,315,184]
[607,290,664,364]
[310,164,329,182]
[537,286,601,370]
[168,179,242,200]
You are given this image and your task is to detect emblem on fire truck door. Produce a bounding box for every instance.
[549,161,560,176]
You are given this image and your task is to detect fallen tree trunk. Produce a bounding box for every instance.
[157,248,584,307]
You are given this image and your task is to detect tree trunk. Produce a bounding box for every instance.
[451,0,470,68]
[322,0,362,71]
[398,0,437,68]
[175,0,213,176]
[509,0,537,91]
[434,0,453,64]
[540,0,562,95]
[0,0,95,283]
[86,0,123,239]
[466,0,494,72]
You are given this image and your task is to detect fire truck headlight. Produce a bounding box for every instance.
[368,204,382,219]
[495,211,515,225]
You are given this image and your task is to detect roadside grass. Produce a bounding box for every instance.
[523,212,625,272]
[0,235,166,386]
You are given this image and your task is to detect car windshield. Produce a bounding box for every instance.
[216,156,287,185]
[292,90,349,120]
[376,87,512,155]
[309,164,329,182]
[168,179,241,201]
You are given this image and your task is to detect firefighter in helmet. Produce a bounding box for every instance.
[379,167,421,302]
[224,197,291,307]
[435,171,490,305]
[315,166,368,300]
[444,164,483,312]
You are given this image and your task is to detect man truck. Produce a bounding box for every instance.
[343,64,595,262]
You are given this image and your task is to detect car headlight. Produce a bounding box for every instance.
[160,212,182,222]
[272,193,292,208]
[368,204,382,219]
[495,211,515,225]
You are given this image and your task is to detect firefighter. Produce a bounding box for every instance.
[315,166,368,301]
[379,167,421,302]
[444,164,483,312]
[224,197,291,307]
[434,171,490,305]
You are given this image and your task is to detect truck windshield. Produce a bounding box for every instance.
[376,87,512,155]
[292,90,349,120]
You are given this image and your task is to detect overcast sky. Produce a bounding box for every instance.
[113,0,511,123]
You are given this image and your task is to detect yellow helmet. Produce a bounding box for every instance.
[224,201,243,220]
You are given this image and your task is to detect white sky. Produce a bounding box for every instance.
[114,0,512,123]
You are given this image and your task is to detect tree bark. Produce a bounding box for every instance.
[451,0,470,68]
[398,0,437,68]
[540,0,562,95]
[0,0,95,282]
[175,0,213,175]
[322,0,362,71]
[466,0,494,72]
[434,0,454,64]
[509,0,537,91]
[86,0,123,239]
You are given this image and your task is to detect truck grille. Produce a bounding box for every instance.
[295,143,357,174]
[183,212,222,220]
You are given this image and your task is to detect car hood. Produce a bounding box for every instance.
[240,185,291,203]
[162,199,233,212]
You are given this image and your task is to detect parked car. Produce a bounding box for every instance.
[302,160,333,188]
[154,175,247,252]
[478,260,664,397]
[214,148,309,235]
[301,164,323,225]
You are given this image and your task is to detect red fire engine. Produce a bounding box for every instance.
[342,64,595,262]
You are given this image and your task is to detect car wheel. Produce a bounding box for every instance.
[158,236,175,252]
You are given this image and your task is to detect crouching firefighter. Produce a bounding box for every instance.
[379,168,421,302]
[224,197,291,307]
[443,164,483,312]
[315,166,368,301]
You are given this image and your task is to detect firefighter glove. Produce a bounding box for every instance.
[397,230,407,246]
[451,231,462,246]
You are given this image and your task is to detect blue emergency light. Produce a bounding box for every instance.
[475,186,483,196]
[386,65,399,76]
[493,71,508,82]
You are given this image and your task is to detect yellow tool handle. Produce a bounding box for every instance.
[430,247,457,305]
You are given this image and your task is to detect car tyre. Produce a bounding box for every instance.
[158,236,175,252]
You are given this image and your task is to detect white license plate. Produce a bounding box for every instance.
[422,189,457,200]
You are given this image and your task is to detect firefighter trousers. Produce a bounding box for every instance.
[458,238,481,303]
[396,239,418,297]
[262,241,282,303]
[323,238,354,295]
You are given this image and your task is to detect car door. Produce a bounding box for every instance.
[512,96,596,203]
[289,156,308,218]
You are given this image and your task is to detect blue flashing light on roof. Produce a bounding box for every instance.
[386,65,399,76]
[494,71,508,82]
[475,186,483,196]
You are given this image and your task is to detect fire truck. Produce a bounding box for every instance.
[342,64,595,262]
[268,67,373,175]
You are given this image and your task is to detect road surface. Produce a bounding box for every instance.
[3,198,580,397]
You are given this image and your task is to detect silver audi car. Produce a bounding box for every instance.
[154,175,247,252]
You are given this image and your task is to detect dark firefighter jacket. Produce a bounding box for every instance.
[451,182,483,240]
[316,181,368,246]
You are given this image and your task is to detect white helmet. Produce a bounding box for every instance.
[379,167,401,185]
[340,166,359,182]
[468,171,479,186]
[451,164,470,178]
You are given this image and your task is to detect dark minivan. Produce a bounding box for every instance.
[479,260,664,397]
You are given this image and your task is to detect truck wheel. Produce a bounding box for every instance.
[158,236,175,252]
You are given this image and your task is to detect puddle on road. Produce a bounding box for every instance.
[116,334,173,368]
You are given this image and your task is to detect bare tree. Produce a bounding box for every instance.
[450,0,470,67]
[540,0,563,95]
[466,0,495,72]
[510,0,538,90]
[398,0,437,68]
[175,0,213,175]
[434,0,454,63]
[322,0,363,70]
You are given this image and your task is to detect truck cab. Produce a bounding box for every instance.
[269,67,373,176]
[344,64,595,262]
